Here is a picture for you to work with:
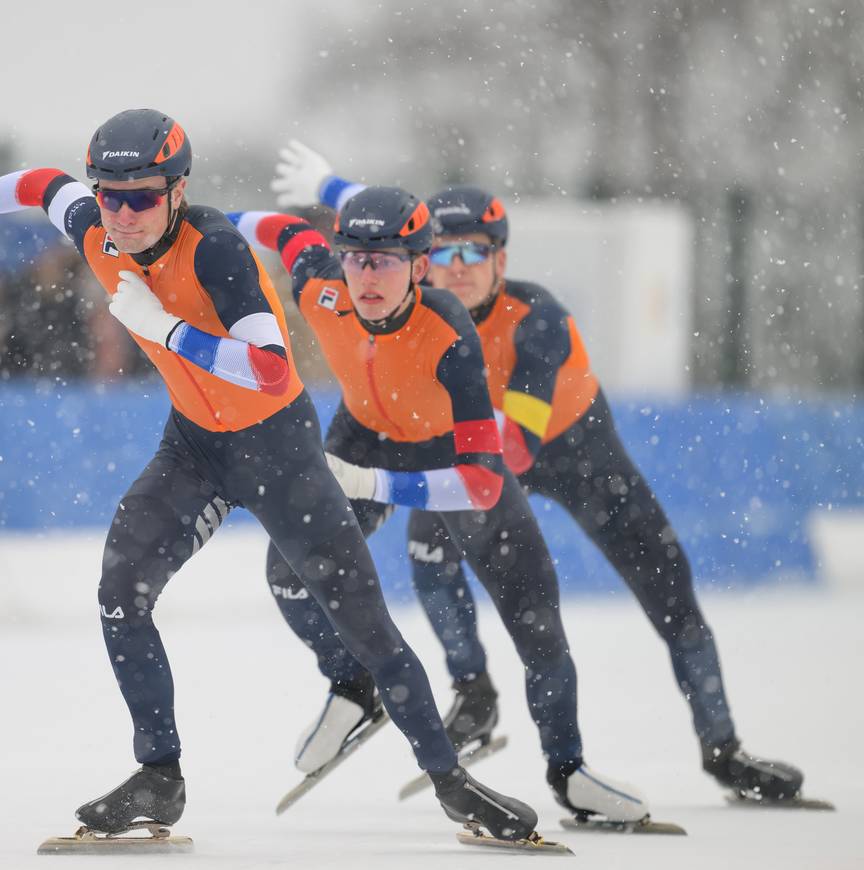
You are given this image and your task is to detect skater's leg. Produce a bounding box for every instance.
[524,390,736,752]
[406,508,487,682]
[441,470,582,767]
[267,537,370,689]
[98,446,227,766]
[262,512,457,772]
[230,394,457,774]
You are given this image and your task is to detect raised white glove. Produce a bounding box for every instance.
[325,452,377,501]
[270,139,333,208]
[109,270,182,346]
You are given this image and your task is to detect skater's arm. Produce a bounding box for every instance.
[370,290,504,512]
[0,168,100,256]
[501,295,573,473]
[227,211,341,303]
[327,296,503,512]
[109,258,292,396]
[270,140,366,211]
[166,224,291,395]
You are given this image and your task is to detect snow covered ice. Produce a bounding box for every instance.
[1,526,861,869]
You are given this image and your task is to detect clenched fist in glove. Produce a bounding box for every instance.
[270,140,333,208]
[109,270,183,346]
[325,452,378,501]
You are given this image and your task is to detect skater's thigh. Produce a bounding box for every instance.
[101,451,227,609]
[407,508,462,564]
[440,471,564,615]
[242,421,366,568]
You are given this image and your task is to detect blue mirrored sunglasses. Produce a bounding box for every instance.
[429,242,494,266]
[94,179,178,213]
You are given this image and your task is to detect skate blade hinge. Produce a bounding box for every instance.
[724,792,836,811]
[37,822,193,854]
[457,822,574,854]
[560,813,687,835]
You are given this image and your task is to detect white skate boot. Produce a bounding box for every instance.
[548,761,649,823]
[294,680,380,773]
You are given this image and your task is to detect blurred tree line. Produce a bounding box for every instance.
[284,0,864,392]
[1,0,862,392]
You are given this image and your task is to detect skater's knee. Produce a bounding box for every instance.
[508,608,570,667]
[669,611,714,652]
[99,495,190,622]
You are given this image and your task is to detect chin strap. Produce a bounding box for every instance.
[360,284,417,335]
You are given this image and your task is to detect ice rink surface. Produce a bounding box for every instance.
[1,527,861,869]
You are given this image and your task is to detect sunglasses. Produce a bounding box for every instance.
[429,242,495,267]
[339,251,412,273]
[94,179,179,213]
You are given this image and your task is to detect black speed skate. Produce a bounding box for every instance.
[704,740,803,801]
[444,672,498,751]
[75,763,186,834]
[430,766,537,841]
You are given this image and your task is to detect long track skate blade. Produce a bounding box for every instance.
[724,792,836,811]
[560,815,687,835]
[276,710,390,814]
[37,823,193,855]
[458,825,573,855]
[398,735,509,800]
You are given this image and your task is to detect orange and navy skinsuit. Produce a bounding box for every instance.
[474,278,599,475]
[229,210,505,512]
[411,286,737,754]
[0,169,466,775]
[0,168,299,428]
[231,210,585,768]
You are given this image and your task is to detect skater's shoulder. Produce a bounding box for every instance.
[184,204,240,239]
[503,279,567,316]
[418,286,474,333]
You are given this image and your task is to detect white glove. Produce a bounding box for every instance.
[109,270,182,346]
[325,452,377,501]
[270,139,333,208]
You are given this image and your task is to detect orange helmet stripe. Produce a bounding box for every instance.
[153,122,187,165]
[399,201,430,237]
[482,198,506,223]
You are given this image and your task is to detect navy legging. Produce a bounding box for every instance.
[408,389,736,754]
[97,392,456,773]
[267,468,583,767]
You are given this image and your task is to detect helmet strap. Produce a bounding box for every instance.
[468,259,504,325]
[358,274,417,335]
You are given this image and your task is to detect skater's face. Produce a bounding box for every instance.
[341,247,429,322]
[96,175,186,254]
[428,232,506,311]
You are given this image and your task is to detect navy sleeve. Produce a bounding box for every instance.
[192,227,286,359]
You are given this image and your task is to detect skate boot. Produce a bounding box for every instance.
[703,740,803,801]
[75,761,186,834]
[443,672,499,752]
[430,766,538,841]
[548,759,649,823]
[294,674,381,774]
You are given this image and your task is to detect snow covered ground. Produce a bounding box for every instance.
[1,527,861,869]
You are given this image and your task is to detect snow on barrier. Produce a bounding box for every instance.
[0,382,861,599]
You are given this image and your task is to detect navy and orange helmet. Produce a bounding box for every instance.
[427,185,508,246]
[86,109,192,181]
[334,186,432,254]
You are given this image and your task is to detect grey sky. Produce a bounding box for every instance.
[0,1,357,170]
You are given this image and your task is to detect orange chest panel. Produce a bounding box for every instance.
[301,282,458,441]
[82,222,301,431]
[476,293,530,409]
[476,291,599,441]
